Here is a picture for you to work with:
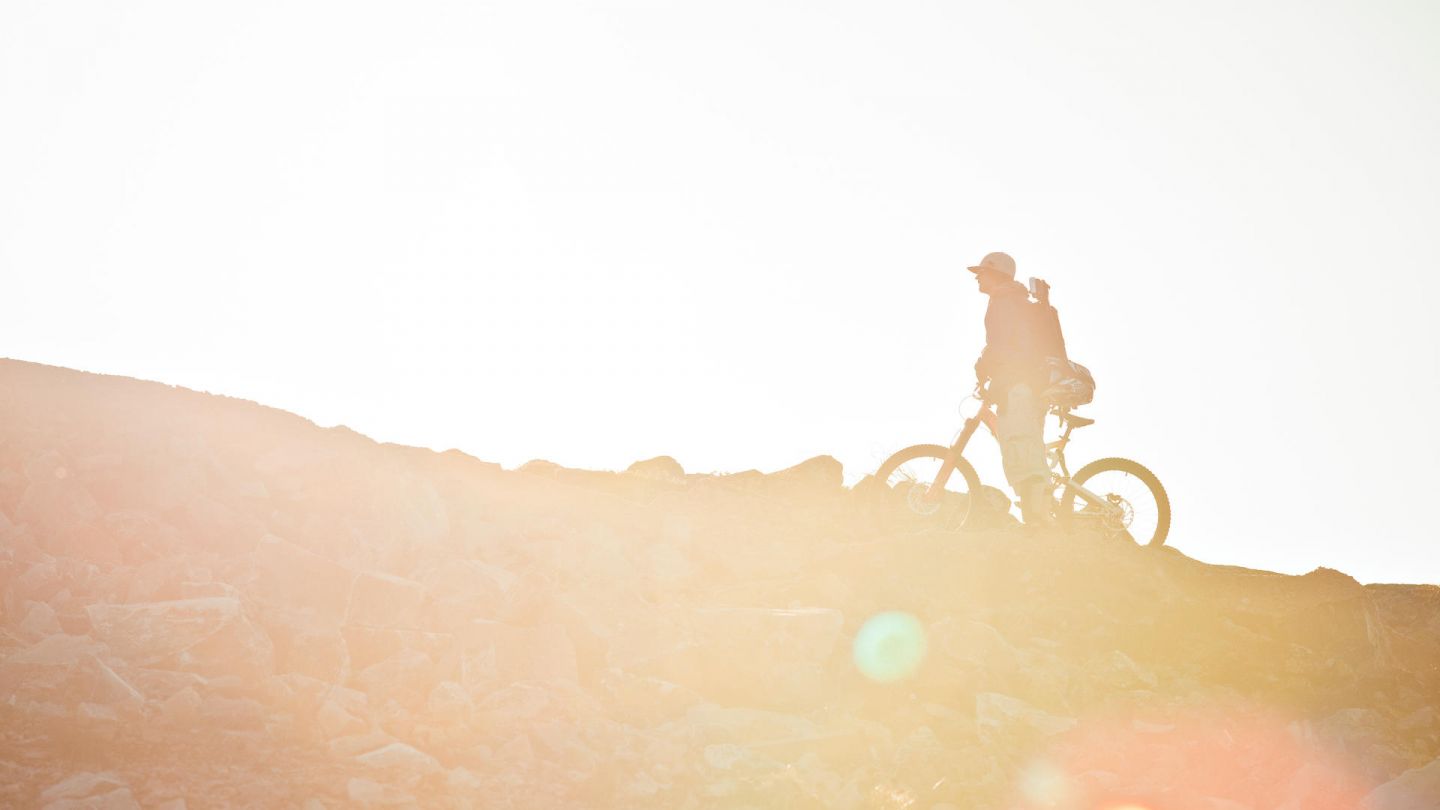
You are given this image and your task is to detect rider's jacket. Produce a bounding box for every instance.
[975,279,1049,392]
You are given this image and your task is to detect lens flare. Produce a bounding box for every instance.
[1018,759,1071,806]
[852,611,928,682]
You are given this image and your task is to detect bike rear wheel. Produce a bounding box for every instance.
[873,444,983,529]
[1057,457,1170,547]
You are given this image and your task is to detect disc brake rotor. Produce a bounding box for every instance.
[1102,493,1134,532]
[905,480,942,516]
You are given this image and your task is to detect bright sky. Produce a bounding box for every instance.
[4,1,1438,584]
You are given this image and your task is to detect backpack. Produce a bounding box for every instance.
[1027,279,1096,408]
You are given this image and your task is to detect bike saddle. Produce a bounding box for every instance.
[1065,414,1096,428]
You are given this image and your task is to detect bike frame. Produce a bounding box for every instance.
[920,395,1119,518]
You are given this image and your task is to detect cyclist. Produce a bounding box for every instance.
[968,251,1054,528]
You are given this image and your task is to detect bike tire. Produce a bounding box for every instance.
[873,444,983,529]
[1059,457,1171,547]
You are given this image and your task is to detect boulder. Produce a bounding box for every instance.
[260,609,351,683]
[460,621,578,686]
[1080,649,1158,691]
[341,626,455,673]
[769,455,844,492]
[354,741,443,786]
[353,648,440,711]
[891,725,958,797]
[640,543,697,591]
[625,456,685,484]
[86,597,274,679]
[316,694,368,740]
[702,741,774,772]
[446,767,485,792]
[932,618,1021,675]
[200,694,267,730]
[657,703,868,772]
[158,686,202,727]
[976,692,1077,744]
[18,600,63,638]
[330,729,400,758]
[711,606,842,660]
[346,573,428,630]
[38,772,138,810]
[471,682,559,745]
[0,634,143,710]
[413,559,518,628]
[122,667,207,704]
[630,607,843,708]
[372,697,415,745]
[518,459,561,477]
[1365,756,1440,809]
[408,680,475,749]
[1275,757,1373,810]
[101,510,183,564]
[6,559,63,618]
[175,580,238,599]
[75,701,122,733]
[1071,649,1160,710]
[16,471,101,549]
[1317,708,1413,784]
[677,704,824,744]
[1222,567,1382,673]
[345,777,417,808]
[182,492,270,553]
[425,680,473,722]
[596,668,704,728]
[120,557,193,604]
[250,534,355,622]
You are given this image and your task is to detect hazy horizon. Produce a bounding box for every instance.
[4,0,1439,585]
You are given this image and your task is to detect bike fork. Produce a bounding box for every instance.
[921,413,986,504]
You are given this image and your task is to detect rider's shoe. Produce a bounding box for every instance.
[1018,481,1057,529]
[1021,508,1056,530]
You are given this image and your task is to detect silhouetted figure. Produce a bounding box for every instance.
[969,252,1054,527]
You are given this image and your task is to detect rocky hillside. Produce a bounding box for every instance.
[0,357,1437,810]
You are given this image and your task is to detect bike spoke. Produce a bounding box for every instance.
[1063,470,1161,545]
[885,457,972,523]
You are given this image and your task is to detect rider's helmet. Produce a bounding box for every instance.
[1043,358,1096,408]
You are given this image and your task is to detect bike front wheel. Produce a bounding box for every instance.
[873,444,984,529]
[1058,457,1171,547]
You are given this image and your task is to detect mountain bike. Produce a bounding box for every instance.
[871,387,1171,546]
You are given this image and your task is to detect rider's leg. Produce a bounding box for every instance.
[1017,479,1055,528]
[996,383,1053,527]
